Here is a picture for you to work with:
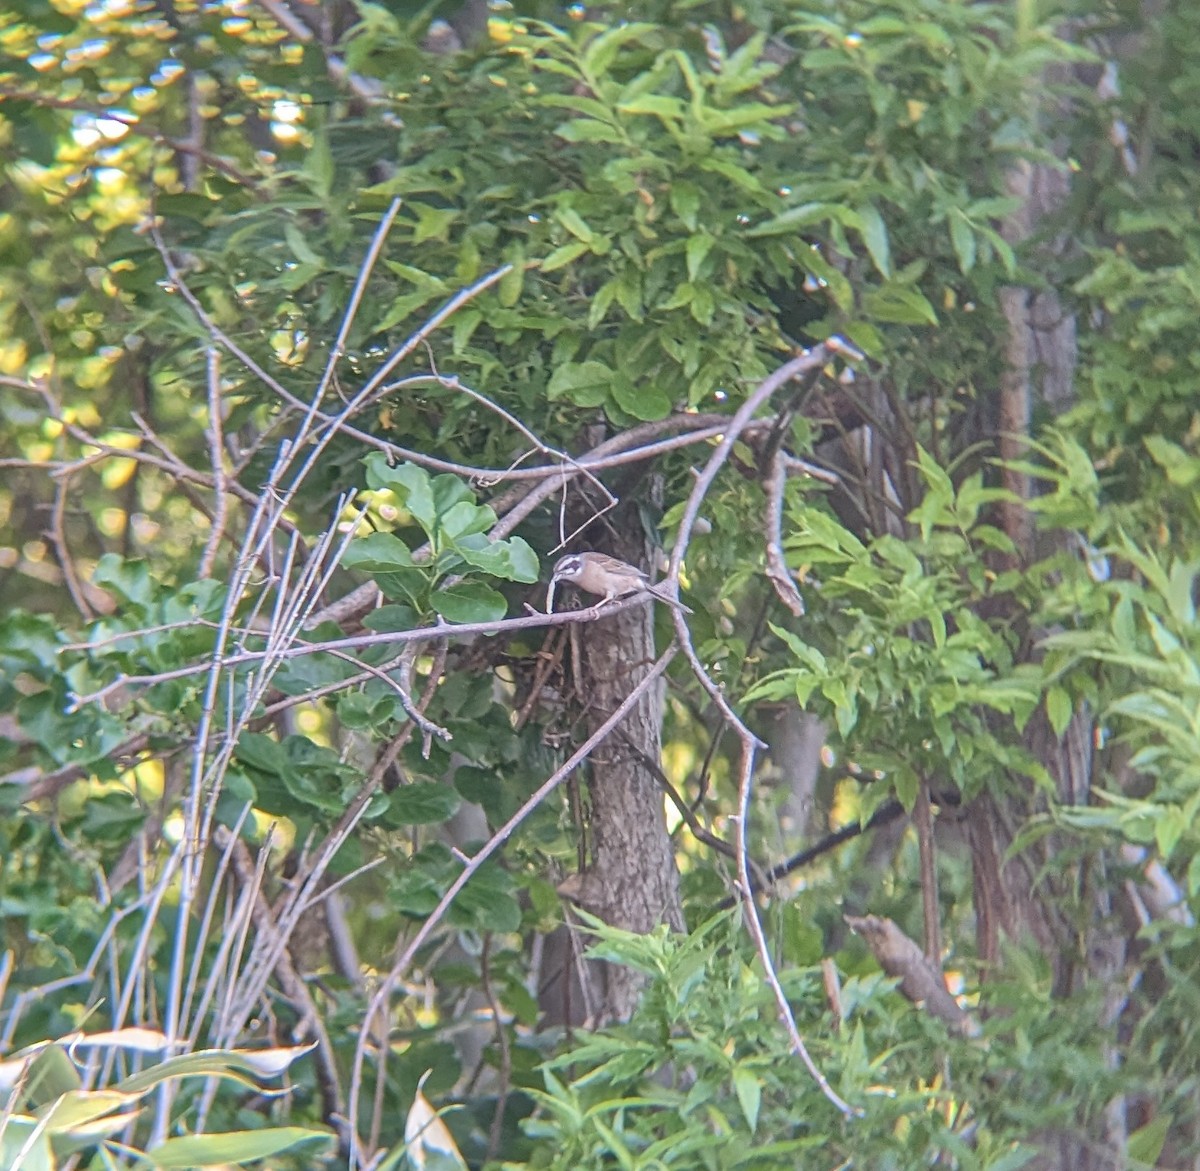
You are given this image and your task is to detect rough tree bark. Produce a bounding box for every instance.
[543,514,685,1027]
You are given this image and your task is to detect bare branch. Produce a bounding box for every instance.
[764,450,806,617]
[845,914,979,1038]
[199,349,230,579]
[68,591,660,709]
[663,344,860,1117]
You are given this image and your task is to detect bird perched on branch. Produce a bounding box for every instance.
[549,551,692,614]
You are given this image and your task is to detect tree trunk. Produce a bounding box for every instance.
[972,28,1135,1170]
[544,519,685,1026]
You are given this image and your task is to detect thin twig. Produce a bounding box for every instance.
[614,732,757,879]
[664,345,860,1117]
[480,935,512,1165]
[376,368,615,511]
[69,592,656,709]
[221,710,426,1060]
[226,835,348,1133]
[6,378,293,543]
[48,463,95,621]
[715,799,907,910]
[764,450,806,618]
[313,201,405,424]
[148,204,410,1139]
[199,349,229,579]
[180,802,257,1049]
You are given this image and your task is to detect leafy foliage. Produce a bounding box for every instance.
[0,1030,326,1169]
[2,0,1200,1166]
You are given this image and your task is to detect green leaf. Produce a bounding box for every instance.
[798,245,854,311]
[455,872,523,933]
[978,224,1016,275]
[541,241,590,273]
[701,156,767,195]
[1154,805,1186,860]
[19,1045,85,1106]
[538,94,614,122]
[699,101,791,136]
[670,182,701,230]
[581,21,658,76]
[743,202,834,237]
[284,222,322,267]
[303,128,333,198]
[855,204,891,278]
[452,307,483,352]
[863,284,939,326]
[689,283,715,326]
[548,360,613,404]
[364,457,437,532]
[893,766,919,812]
[614,268,642,318]
[236,732,287,776]
[505,537,541,583]
[438,501,494,541]
[341,532,414,573]
[588,279,619,329]
[555,206,595,244]
[1128,1114,1171,1167]
[276,260,323,292]
[1187,853,1200,897]
[450,533,540,582]
[657,281,693,311]
[412,203,459,245]
[432,582,507,623]
[37,1088,142,1131]
[949,211,976,273]
[375,567,432,608]
[0,1120,53,1171]
[617,93,686,122]
[1144,435,1200,486]
[686,233,715,281]
[732,1067,761,1134]
[609,374,672,421]
[554,119,627,145]
[431,473,476,517]
[498,250,525,307]
[389,782,461,826]
[376,290,438,331]
[1045,685,1073,737]
[147,1127,332,1168]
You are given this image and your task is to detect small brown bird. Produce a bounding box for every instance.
[550,551,693,613]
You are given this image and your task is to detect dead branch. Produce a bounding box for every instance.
[845,913,979,1038]
[764,450,807,617]
[661,344,861,1115]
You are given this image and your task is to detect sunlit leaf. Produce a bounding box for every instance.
[146,1127,332,1168]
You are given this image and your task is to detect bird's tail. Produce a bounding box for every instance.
[647,583,693,614]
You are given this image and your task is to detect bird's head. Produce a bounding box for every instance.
[550,553,585,585]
